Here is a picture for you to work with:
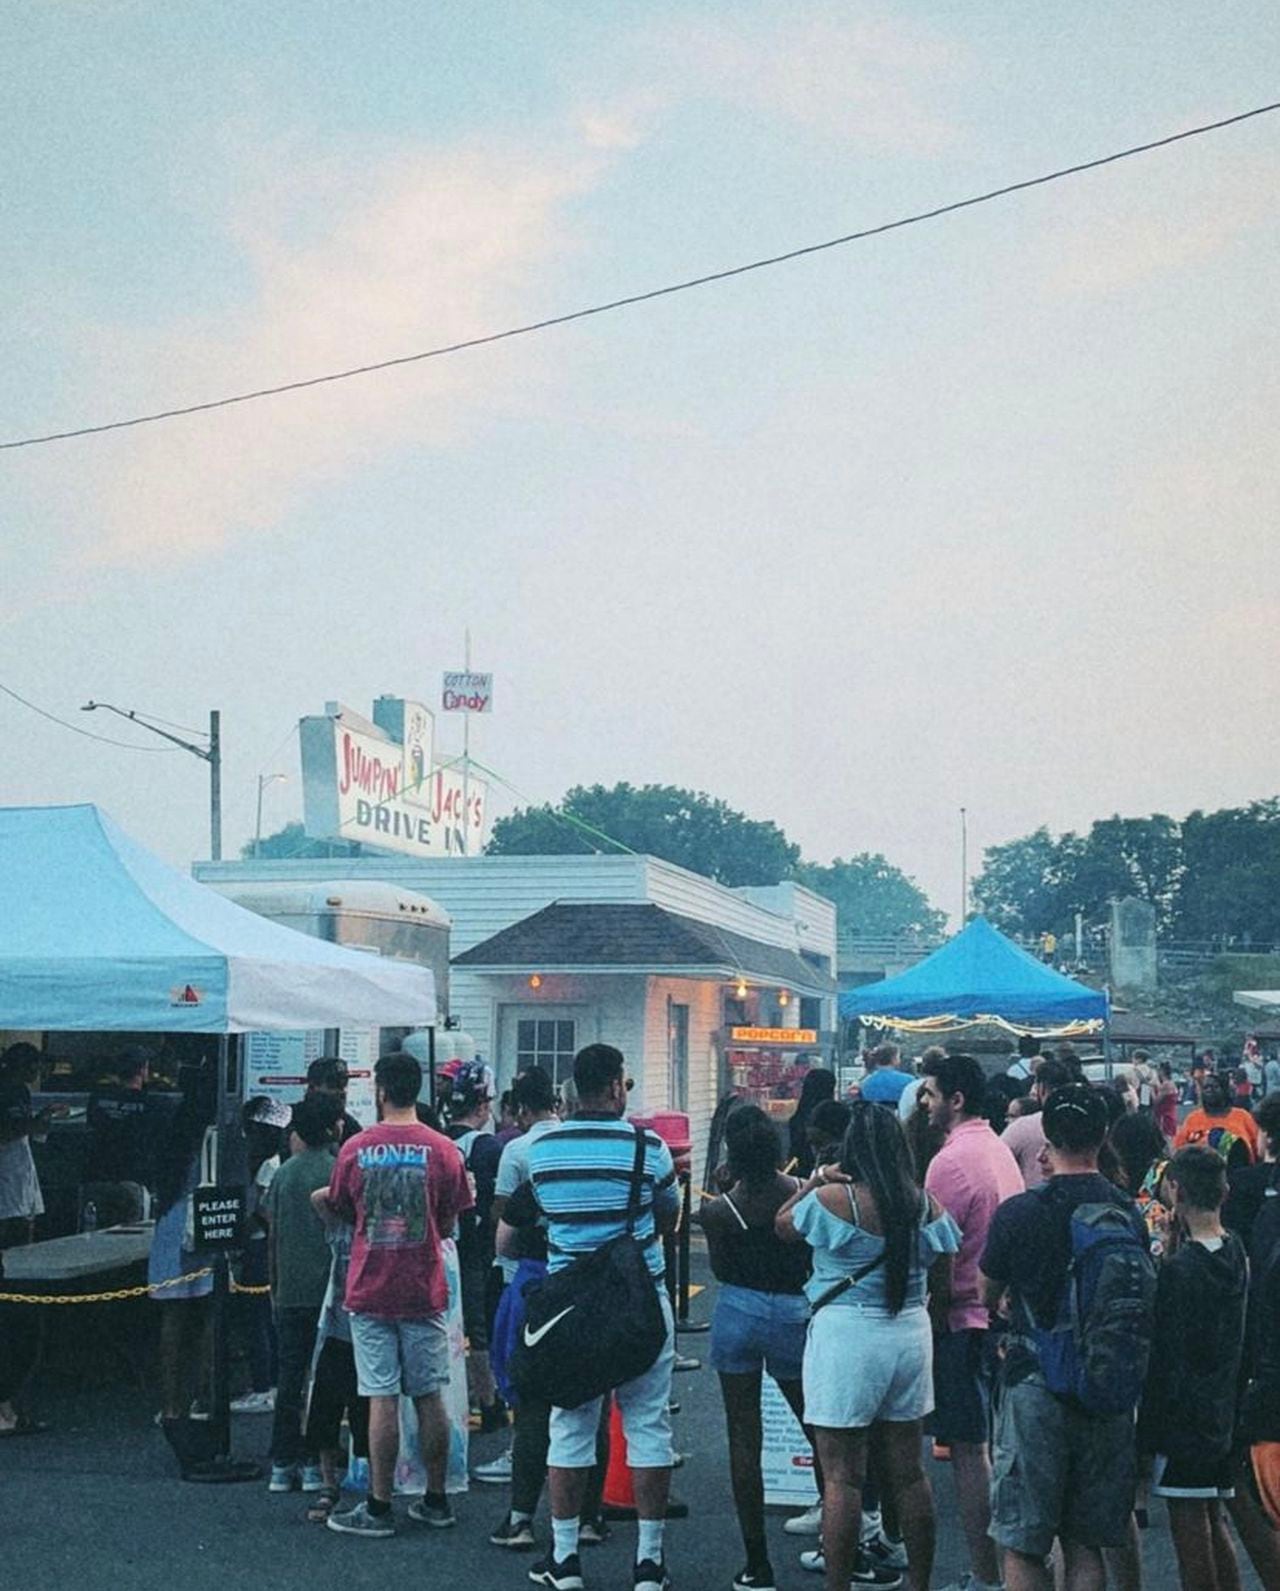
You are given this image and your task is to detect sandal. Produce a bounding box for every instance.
[306,1485,341,1523]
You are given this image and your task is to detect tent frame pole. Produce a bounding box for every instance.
[210,1032,245,1464]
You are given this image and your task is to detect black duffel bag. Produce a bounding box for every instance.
[509,1122,667,1409]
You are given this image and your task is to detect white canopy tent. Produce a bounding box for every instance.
[0,803,436,1032]
[0,803,438,1477]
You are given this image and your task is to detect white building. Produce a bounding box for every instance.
[195,853,837,1171]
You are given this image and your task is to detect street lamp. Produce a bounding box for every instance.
[82,702,222,859]
[254,773,288,857]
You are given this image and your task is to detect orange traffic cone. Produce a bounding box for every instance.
[601,1397,636,1516]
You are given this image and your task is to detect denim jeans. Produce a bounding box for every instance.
[270,1306,320,1465]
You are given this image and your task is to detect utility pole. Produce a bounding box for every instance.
[960,806,968,926]
[209,710,222,861]
[81,701,223,859]
[254,771,287,857]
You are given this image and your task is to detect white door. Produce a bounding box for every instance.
[497,1004,593,1091]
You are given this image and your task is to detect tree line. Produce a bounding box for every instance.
[248,783,945,938]
[971,799,1280,945]
[486,782,945,937]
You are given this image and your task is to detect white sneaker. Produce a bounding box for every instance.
[473,1447,514,1484]
[230,1389,276,1414]
[864,1532,909,1573]
[783,1504,823,1536]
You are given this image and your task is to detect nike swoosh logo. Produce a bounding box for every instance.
[523,1305,575,1347]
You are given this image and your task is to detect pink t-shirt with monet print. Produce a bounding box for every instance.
[327,1122,471,1321]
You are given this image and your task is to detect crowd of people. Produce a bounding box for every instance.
[695,1038,1279,1591]
[5,1031,1280,1591]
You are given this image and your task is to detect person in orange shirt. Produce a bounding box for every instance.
[1174,1072,1260,1168]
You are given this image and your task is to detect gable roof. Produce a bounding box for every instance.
[452,901,835,993]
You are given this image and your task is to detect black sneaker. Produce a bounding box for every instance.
[407,1495,455,1529]
[849,1550,902,1589]
[732,1565,776,1591]
[634,1559,672,1591]
[529,1554,585,1591]
[579,1518,611,1546]
[491,1512,536,1549]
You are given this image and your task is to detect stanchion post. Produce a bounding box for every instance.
[675,1168,709,1334]
[677,1171,691,1323]
[211,1252,231,1458]
[663,1228,677,1312]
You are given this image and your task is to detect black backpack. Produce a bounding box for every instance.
[509,1124,667,1409]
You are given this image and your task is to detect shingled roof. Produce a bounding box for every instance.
[452,901,835,993]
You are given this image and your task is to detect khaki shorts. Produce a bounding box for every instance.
[348,1312,449,1399]
[990,1375,1137,1557]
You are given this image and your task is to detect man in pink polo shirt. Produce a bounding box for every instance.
[919,1052,1023,1591]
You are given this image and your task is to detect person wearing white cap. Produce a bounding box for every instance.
[230,1095,293,1414]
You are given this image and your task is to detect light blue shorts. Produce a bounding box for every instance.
[709,1283,808,1382]
[548,1291,675,1469]
[802,1302,933,1428]
[349,1311,449,1399]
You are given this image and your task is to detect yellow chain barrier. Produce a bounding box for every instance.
[0,1269,272,1305]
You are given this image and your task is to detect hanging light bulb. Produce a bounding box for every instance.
[529,974,542,990]
[735,979,747,1000]
[778,990,790,1008]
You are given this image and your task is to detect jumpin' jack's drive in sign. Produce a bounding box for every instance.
[300,694,489,859]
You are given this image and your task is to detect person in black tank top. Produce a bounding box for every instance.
[697,1106,817,1591]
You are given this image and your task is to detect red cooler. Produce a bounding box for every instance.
[631,1110,692,1173]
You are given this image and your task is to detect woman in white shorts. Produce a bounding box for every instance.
[777,1101,958,1591]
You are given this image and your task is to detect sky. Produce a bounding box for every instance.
[2,2,1278,923]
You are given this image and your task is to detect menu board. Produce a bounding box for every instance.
[242,1027,383,1126]
[337,1027,377,1125]
[243,1030,325,1103]
[761,1374,818,1505]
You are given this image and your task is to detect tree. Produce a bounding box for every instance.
[797,855,945,938]
[241,821,362,860]
[1173,800,1280,943]
[1054,815,1183,930]
[971,827,1063,935]
[485,782,801,887]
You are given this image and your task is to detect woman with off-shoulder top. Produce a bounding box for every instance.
[777,1101,959,1591]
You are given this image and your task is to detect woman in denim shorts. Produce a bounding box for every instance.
[699,1106,813,1591]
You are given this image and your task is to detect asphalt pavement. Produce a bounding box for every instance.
[0,1261,1263,1591]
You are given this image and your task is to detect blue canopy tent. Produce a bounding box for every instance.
[839,916,1108,1035]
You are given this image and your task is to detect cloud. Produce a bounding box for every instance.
[31,7,971,568]
[66,131,612,564]
[1033,143,1278,300]
[657,10,969,155]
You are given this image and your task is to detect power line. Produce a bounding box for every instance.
[0,681,179,751]
[3,99,1276,453]
[130,708,208,738]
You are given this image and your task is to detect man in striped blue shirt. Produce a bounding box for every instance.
[527,1044,680,1591]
